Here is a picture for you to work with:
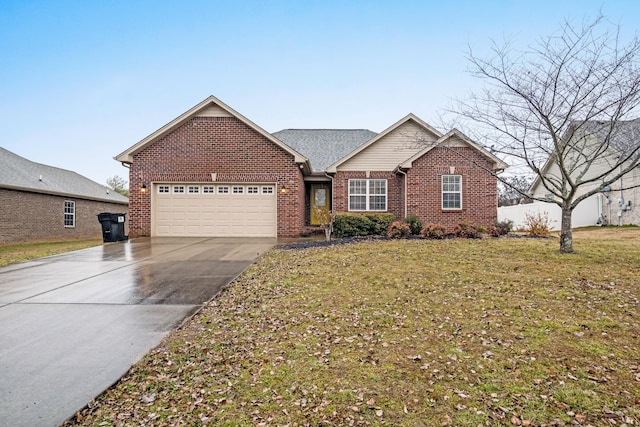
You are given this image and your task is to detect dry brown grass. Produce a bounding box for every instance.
[66,228,640,426]
[0,239,102,267]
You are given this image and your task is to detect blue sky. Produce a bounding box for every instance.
[1,0,638,186]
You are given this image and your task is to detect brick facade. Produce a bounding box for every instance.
[405,146,498,231]
[330,147,498,231]
[0,188,128,244]
[128,116,304,238]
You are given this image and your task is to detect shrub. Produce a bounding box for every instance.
[495,219,514,236]
[367,213,395,235]
[387,221,411,238]
[454,220,481,239]
[486,225,500,237]
[523,211,551,236]
[404,214,423,235]
[420,223,446,239]
[333,213,395,238]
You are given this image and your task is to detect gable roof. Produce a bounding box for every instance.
[529,118,640,194]
[115,95,310,171]
[581,118,640,156]
[272,129,377,172]
[0,147,129,204]
[326,114,442,173]
[399,128,509,171]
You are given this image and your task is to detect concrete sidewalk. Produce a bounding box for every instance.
[0,237,274,427]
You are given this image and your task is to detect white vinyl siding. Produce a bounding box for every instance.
[349,179,387,211]
[442,175,462,210]
[338,121,438,171]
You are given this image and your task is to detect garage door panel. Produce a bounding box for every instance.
[153,183,276,237]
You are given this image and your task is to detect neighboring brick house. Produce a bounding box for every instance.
[0,147,129,244]
[116,96,507,238]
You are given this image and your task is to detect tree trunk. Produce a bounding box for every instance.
[559,205,574,254]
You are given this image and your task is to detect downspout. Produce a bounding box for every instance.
[324,172,335,212]
[618,166,624,226]
[395,166,408,219]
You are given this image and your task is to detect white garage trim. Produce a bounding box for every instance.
[152,183,277,237]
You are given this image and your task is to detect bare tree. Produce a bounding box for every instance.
[498,175,533,206]
[106,175,129,197]
[456,15,640,253]
[313,206,336,241]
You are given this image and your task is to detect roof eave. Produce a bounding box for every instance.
[0,184,129,204]
[115,95,309,166]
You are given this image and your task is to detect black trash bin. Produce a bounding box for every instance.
[97,212,128,242]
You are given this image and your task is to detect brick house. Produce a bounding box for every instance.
[0,147,129,244]
[116,96,507,238]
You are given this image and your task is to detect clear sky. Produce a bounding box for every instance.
[1,0,638,186]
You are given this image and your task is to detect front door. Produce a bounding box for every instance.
[310,184,330,225]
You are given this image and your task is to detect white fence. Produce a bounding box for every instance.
[497,195,602,231]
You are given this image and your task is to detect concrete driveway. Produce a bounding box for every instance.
[0,237,274,427]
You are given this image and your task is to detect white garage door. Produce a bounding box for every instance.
[153,183,276,237]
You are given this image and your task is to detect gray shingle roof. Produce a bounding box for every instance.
[272,129,377,172]
[582,118,640,159]
[0,147,129,204]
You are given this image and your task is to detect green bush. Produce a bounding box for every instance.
[387,221,411,238]
[420,223,446,239]
[368,213,395,235]
[333,213,395,238]
[404,214,423,235]
[454,220,481,239]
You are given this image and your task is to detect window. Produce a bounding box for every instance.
[158,185,170,193]
[232,186,244,194]
[218,186,230,194]
[247,186,259,194]
[203,186,215,194]
[442,175,462,210]
[64,201,75,227]
[348,179,387,211]
[188,185,200,194]
[173,185,185,194]
[262,186,274,194]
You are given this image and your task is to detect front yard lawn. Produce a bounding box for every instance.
[67,228,639,426]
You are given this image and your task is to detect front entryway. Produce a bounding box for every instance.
[310,184,330,225]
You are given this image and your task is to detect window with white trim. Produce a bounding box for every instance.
[218,186,229,194]
[203,186,215,194]
[64,201,75,227]
[173,185,185,194]
[232,186,244,194]
[262,186,274,194]
[247,186,259,194]
[349,179,387,211]
[158,185,170,193]
[188,185,200,194]
[442,175,462,210]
